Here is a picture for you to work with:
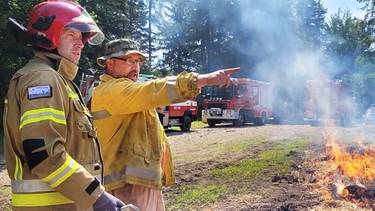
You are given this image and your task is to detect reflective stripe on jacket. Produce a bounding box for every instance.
[10,173,102,207]
[3,52,104,210]
[91,72,199,191]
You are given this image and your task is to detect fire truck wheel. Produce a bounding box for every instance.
[180,115,192,131]
[207,119,216,127]
[234,112,245,126]
[254,112,267,125]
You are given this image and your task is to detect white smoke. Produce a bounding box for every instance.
[236,0,338,123]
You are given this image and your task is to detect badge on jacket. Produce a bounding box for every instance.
[28,85,52,99]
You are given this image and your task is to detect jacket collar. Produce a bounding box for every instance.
[99,73,136,83]
[99,73,115,82]
[35,51,78,81]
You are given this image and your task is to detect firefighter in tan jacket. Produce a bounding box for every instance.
[3,1,125,210]
[91,38,240,210]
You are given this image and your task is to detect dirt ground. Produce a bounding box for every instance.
[1,123,375,210]
[163,123,375,211]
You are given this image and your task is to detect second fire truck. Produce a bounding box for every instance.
[201,78,273,127]
[304,79,354,126]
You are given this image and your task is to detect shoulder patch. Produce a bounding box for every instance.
[28,85,52,99]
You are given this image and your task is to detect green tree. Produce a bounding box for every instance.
[158,0,243,74]
[294,0,327,48]
[77,0,150,78]
[357,0,375,24]
[324,11,370,77]
[157,0,189,73]
[349,59,375,111]
[323,2,375,111]
[189,0,243,73]
[357,0,375,109]
[0,0,38,132]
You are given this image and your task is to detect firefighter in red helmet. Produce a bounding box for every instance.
[26,0,105,50]
[3,1,128,210]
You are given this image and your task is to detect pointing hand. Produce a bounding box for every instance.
[197,67,240,88]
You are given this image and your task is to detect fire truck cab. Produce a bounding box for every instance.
[201,78,273,127]
[304,80,353,126]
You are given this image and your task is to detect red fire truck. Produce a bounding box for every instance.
[201,78,273,127]
[79,72,198,131]
[79,71,100,110]
[304,80,353,126]
[156,76,198,131]
[157,99,198,131]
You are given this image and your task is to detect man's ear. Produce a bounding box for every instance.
[106,59,114,68]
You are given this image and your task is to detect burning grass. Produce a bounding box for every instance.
[316,121,375,209]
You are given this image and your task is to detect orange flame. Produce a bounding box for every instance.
[320,121,375,208]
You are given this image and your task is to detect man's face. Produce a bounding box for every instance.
[106,53,144,82]
[56,27,84,64]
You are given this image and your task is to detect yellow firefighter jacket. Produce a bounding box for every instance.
[91,72,200,191]
[3,51,104,210]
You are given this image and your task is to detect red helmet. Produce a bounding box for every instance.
[27,0,104,50]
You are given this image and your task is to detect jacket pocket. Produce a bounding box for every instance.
[133,143,161,163]
[72,99,97,138]
[71,98,101,175]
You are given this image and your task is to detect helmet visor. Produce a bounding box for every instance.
[68,9,104,45]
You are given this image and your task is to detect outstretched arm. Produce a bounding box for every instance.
[196,67,240,88]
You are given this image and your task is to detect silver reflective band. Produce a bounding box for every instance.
[125,166,159,180]
[94,174,102,184]
[12,174,102,193]
[92,109,111,120]
[12,179,53,193]
[104,166,159,184]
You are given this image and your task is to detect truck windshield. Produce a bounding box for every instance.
[204,85,233,100]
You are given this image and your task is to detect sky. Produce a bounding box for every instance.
[323,0,367,19]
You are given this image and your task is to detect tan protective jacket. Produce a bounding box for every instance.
[3,52,104,210]
[91,72,200,191]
